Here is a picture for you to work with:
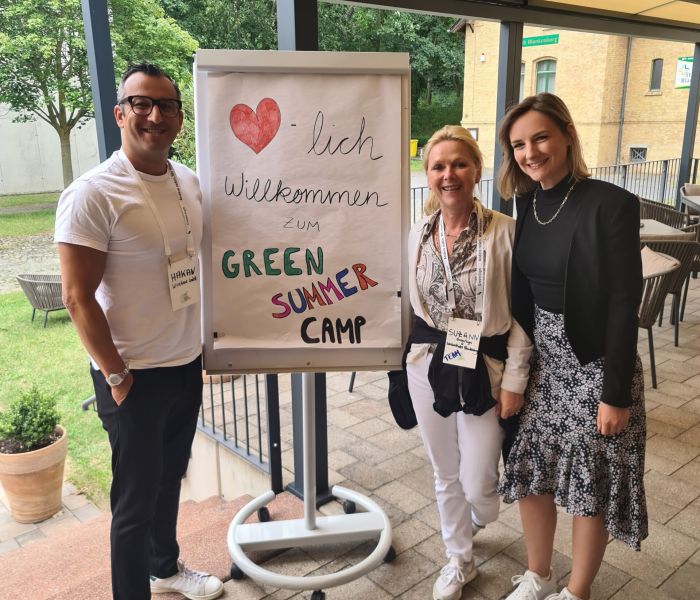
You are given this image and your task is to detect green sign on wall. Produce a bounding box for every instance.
[523,34,559,47]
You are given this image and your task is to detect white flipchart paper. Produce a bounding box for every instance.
[205,72,402,349]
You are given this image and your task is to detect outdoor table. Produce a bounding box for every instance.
[640,219,688,241]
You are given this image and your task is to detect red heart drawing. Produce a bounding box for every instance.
[229,98,281,154]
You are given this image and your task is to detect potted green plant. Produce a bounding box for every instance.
[0,387,67,523]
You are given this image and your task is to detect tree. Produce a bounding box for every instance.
[159,0,277,50]
[318,7,463,109]
[0,0,197,188]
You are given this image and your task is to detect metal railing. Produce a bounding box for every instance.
[199,373,283,493]
[590,157,700,204]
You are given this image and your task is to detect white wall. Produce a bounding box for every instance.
[0,104,100,195]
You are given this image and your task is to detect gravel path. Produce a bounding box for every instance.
[0,202,57,215]
[0,233,59,293]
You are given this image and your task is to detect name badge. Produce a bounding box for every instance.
[443,317,482,369]
[168,254,199,311]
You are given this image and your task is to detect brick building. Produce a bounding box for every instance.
[461,20,700,171]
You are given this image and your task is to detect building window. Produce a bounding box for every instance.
[630,147,647,162]
[649,59,663,91]
[536,60,556,93]
[519,62,525,101]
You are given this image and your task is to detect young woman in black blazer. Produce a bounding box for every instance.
[496,94,647,600]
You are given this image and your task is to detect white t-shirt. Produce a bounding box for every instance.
[54,150,203,369]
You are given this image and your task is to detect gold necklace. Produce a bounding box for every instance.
[533,181,578,225]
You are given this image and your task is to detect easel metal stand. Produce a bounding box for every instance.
[227,372,393,591]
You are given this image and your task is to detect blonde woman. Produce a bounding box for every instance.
[406,125,531,600]
[497,94,647,600]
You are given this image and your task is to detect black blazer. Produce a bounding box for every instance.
[511,178,642,408]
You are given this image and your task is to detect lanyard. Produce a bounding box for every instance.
[438,201,485,319]
[118,151,194,261]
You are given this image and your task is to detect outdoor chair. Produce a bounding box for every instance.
[639,197,688,228]
[679,223,700,321]
[680,183,700,224]
[639,249,680,388]
[15,274,66,327]
[642,240,700,347]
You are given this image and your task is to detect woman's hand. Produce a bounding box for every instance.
[498,389,524,419]
[597,403,630,435]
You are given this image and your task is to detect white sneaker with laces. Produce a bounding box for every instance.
[150,559,224,600]
[505,569,556,600]
[433,556,477,600]
[544,588,583,600]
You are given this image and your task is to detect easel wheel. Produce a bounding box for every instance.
[257,506,271,522]
[230,563,245,580]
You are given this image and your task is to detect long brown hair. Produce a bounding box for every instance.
[422,125,482,216]
[497,93,589,199]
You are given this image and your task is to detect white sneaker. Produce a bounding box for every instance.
[433,556,477,600]
[472,518,485,537]
[505,569,556,600]
[544,588,583,600]
[150,559,224,600]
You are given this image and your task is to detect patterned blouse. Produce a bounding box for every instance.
[416,206,494,332]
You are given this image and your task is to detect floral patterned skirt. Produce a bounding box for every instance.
[498,306,648,550]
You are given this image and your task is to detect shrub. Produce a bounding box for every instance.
[411,93,464,148]
[0,387,60,453]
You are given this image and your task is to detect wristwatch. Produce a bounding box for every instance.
[106,366,130,387]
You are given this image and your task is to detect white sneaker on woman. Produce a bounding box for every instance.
[433,556,477,600]
[505,569,556,600]
[544,588,583,600]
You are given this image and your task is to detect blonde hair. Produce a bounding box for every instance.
[422,125,483,216]
[496,93,589,200]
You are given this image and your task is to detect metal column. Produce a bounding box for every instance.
[276,0,319,51]
[80,0,120,161]
[287,373,332,506]
[678,42,700,208]
[492,21,523,216]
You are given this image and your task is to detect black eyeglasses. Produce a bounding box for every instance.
[119,95,182,118]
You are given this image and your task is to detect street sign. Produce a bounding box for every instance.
[523,34,559,47]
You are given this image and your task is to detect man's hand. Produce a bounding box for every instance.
[497,389,524,419]
[597,403,629,436]
[111,373,134,406]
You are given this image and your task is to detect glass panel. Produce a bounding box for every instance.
[536,59,556,94]
[649,58,663,90]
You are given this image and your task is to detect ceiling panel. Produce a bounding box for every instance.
[642,2,700,23]
[538,0,662,12]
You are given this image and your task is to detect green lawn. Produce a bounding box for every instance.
[0,192,59,209]
[410,158,424,172]
[0,210,56,237]
[0,292,111,508]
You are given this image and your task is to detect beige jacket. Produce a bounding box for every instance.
[407,201,532,395]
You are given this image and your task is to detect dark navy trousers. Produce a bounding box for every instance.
[91,355,202,600]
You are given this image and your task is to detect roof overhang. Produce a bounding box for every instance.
[328,1,700,42]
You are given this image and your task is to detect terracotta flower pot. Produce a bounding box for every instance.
[0,425,67,523]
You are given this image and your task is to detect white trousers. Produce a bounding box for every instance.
[407,351,504,561]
